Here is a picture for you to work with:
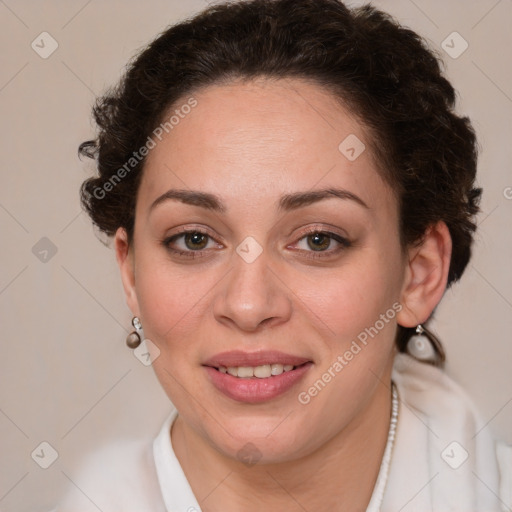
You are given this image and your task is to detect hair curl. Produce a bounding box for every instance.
[79,0,481,356]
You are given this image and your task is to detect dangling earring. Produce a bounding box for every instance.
[126,316,143,349]
[406,324,446,366]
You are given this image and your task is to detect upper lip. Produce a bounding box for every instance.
[203,350,312,368]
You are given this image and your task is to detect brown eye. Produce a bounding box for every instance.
[291,230,352,261]
[162,229,220,258]
[306,233,332,251]
[184,232,209,250]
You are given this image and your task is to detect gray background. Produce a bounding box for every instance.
[1,0,511,510]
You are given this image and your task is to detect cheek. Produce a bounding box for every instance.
[133,257,215,408]
[292,253,401,435]
[295,250,402,345]
[133,256,215,351]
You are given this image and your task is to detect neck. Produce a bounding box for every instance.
[172,371,394,512]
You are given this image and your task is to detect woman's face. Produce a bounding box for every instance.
[121,78,409,463]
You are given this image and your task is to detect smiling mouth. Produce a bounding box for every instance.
[210,362,309,378]
[204,357,313,403]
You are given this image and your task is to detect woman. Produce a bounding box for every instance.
[59,0,511,510]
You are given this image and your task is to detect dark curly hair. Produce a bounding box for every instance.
[79,0,481,356]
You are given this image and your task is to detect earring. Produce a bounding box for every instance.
[406,324,446,366]
[126,316,143,349]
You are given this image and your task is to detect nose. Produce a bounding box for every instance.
[212,248,292,333]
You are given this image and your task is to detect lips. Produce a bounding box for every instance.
[203,350,313,403]
[203,350,311,368]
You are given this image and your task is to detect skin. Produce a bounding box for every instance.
[115,77,452,511]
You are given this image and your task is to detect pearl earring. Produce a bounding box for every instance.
[126,316,143,349]
[406,324,446,366]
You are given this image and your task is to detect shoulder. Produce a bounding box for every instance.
[497,441,512,509]
[392,352,495,430]
[56,433,166,511]
[390,353,512,511]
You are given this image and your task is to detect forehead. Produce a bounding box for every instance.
[139,77,394,217]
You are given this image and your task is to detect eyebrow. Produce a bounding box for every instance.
[149,187,369,213]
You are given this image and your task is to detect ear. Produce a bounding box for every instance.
[114,227,140,316]
[396,220,452,328]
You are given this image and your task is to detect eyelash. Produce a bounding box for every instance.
[161,226,352,261]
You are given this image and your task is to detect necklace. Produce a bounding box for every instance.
[365,381,399,511]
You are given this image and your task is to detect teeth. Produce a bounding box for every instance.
[237,366,254,378]
[254,364,271,378]
[271,363,283,375]
[218,363,298,378]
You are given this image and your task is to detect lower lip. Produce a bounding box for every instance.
[204,363,313,403]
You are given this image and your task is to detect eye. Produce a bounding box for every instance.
[291,229,351,259]
[162,229,221,258]
[161,226,351,261]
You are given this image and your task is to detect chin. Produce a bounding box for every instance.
[201,413,318,465]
